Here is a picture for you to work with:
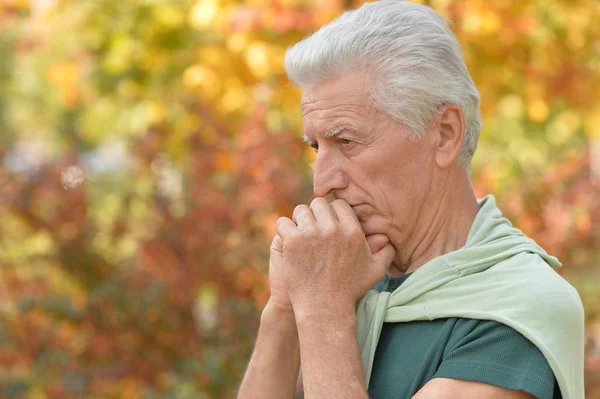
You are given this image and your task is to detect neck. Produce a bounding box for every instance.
[387,170,480,277]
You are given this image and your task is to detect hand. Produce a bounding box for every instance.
[275,198,396,317]
[266,227,388,313]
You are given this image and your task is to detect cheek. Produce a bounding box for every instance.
[369,147,429,212]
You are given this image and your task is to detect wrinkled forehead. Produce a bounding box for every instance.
[299,72,374,118]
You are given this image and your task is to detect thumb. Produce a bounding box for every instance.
[366,233,389,254]
[371,242,396,274]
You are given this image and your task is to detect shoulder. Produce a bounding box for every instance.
[502,252,584,324]
[429,251,584,328]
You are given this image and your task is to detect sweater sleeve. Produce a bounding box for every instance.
[433,319,560,399]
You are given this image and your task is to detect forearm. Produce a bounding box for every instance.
[238,301,301,399]
[296,306,368,399]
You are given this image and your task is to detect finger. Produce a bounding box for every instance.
[366,234,389,254]
[371,242,396,274]
[270,234,283,253]
[276,217,297,239]
[310,197,337,226]
[330,199,361,228]
[292,204,316,228]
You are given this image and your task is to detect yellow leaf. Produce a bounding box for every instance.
[46,61,78,86]
[481,11,501,35]
[226,32,249,53]
[153,5,185,28]
[245,0,269,6]
[46,61,80,108]
[245,41,271,79]
[431,0,452,10]
[182,64,221,99]
[122,378,141,399]
[266,109,283,131]
[189,0,220,29]
[498,95,524,119]
[279,0,303,7]
[547,111,581,145]
[218,87,250,114]
[28,387,47,399]
[197,47,228,67]
[585,107,600,139]
[527,99,549,123]
[462,10,483,34]
[147,101,165,124]
[197,282,219,309]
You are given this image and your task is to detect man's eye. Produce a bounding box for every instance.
[341,139,352,145]
[311,144,319,153]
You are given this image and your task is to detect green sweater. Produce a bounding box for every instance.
[356,195,584,398]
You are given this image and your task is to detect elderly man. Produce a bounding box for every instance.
[238,1,584,398]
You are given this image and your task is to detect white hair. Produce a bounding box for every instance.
[284,0,482,167]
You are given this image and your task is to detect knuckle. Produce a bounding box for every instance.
[304,224,319,237]
[293,204,308,215]
[322,224,339,238]
[286,233,299,245]
[348,226,365,242]
[310,197,327,208]
[276,217,288,227]
[331,198,346,208]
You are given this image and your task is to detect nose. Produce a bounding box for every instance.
[312,150,349,197]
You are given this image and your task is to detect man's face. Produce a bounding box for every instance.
[300,70,438,255]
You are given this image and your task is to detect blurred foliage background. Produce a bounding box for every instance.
[0,0,599,397]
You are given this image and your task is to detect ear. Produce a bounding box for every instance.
[432,104,466,169]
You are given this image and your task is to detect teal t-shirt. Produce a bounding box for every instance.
[368,273,560,399]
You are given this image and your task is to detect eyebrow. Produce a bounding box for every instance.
[302,125,357,143]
